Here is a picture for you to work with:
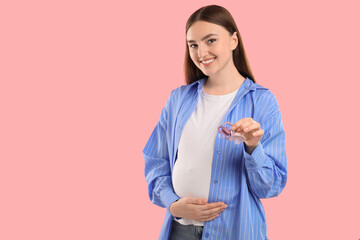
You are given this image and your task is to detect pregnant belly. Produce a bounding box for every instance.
[172,158,212,199]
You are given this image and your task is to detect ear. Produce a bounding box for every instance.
[231,32,238,50]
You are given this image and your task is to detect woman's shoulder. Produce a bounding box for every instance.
[170,78,205,98]
[247,80,282,124]
[249,81,278,105]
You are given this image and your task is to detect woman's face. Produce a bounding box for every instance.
[186,21,238,77]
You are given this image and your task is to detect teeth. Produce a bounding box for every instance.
[202,58,215,64]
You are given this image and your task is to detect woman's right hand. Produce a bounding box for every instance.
[169,197,227,222]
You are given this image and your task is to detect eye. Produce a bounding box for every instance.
[208,39,216,44]
[188,39,215,48]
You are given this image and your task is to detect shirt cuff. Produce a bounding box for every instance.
[160,186,180,209]
[243,142,267,170]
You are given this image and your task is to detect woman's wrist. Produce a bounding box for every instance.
[170,200,182,219]
[245,142,258,155]
[170,200,178,215]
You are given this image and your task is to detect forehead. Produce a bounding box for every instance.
[186,21,228,40]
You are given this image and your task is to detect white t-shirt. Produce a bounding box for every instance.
[172,85,239,226]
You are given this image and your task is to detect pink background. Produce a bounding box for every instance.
[1,0,359,239]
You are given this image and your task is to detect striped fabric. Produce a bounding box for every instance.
[143,77,287,240]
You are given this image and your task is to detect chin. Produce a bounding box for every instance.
[201,69,218,77]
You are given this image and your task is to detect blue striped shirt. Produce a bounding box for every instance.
[143,77,287,239]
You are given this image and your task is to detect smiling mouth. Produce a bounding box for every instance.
[200,57,216,64]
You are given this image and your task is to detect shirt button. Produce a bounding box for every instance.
[214,180,218,184]
[217,151,221,154]
[205,233,209,237]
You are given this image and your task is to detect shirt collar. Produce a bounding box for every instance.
[192,76,259,94]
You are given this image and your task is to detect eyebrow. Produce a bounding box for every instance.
[186,33,219,43]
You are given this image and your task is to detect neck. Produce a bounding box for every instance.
[203,63,245,95]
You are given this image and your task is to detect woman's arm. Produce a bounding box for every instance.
[243,92,287,199]
[143,90,180,209]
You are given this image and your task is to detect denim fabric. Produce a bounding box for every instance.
[169,220,203,240]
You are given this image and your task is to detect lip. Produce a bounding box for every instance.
[200,57,216,66]
[200,57,215,62]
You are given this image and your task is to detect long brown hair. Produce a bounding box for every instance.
[184,5,256,84]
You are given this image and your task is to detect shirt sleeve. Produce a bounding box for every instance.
[243,91,287,199]
[143,90,180,209]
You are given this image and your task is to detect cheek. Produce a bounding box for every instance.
[215,45,226,56]
[189,51,199,64]
[216,43,231,54]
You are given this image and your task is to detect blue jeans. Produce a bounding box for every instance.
[169,220,203,240]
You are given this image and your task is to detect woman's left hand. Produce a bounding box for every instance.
[231,118,264,154]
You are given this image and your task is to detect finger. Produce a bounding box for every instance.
[186,197,207,205]
[200,204,226,216]
[200,202,227,210]
[251,129,264,137]
[231,118,252,131]
[200,204,227,218]
[232,122,251,134]
[239,121,255,133]
[243,122,261,133]
[199,206,227,221]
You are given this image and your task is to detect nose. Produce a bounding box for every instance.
[197,43,209,60]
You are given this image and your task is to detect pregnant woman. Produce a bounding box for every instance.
[143,5,287,240]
